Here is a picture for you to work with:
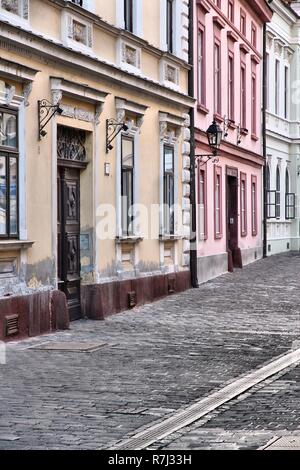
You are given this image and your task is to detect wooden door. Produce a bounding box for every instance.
[57,166,82,321]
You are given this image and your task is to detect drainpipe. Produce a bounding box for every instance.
[189,0,199,287]
[262,21,267,259]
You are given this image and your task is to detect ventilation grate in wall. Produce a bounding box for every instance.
[128,291,137,309]
[5,314,19,337]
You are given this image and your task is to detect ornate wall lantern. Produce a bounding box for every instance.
[195,119,223,166]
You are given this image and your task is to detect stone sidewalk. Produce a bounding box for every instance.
[151,363,300,450]
[1,253,300,449]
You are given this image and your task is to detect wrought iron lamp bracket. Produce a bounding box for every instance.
[223,116,235,139]
[195,153,219,168]
[106,118,128,153]
[38,99,62,140]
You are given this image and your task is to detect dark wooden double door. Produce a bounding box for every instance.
[57,166,82,321]
[226,169,242,271]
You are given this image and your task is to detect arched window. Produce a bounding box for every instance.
[266,165,270,191]
[285,168,296,220]
[276,166,280,218]
[285,168,290,194]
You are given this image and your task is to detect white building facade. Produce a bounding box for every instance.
[266,0,300,255]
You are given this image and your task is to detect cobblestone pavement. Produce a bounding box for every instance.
[0,253,300,450]
[150,363,300,450]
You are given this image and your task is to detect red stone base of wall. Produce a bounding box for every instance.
[0,290,69,342]
[82,271,191,320]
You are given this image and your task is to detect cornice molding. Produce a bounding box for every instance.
[0,24,194,110]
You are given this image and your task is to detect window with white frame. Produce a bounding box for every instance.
[284,66,289,119]
[198,166,207,240]
[121,135,134,237]
[276,166,280,219]
[0,108,18,239]
[285,168,295,220]
[69,0,94,12]
[163,145,175,235]
[116,0,142,37]
[160,0,182,57]
[198,27,206,106]
[166,0,174,54]
[251,175,257,236]
[275,59,280,115]
[240,172,247,237]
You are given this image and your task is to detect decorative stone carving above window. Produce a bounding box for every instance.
[284,47,294,64]
[160,61,180,92]
[115,97,148,131]
[118,40,141,74]
[50,77,108,126]
[159,112,185,144]
[0,0,29,23]
[62,11,93,52]
[274,38,285,57]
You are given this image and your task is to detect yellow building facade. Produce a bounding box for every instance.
[0,0,193,339]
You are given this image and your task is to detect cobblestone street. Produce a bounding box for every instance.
[1,253,300,450]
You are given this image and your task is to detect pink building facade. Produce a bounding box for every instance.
[195,0,272,283]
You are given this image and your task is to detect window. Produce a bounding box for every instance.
[275,59,280,115]
[252,71,257,135]
[228,53,234,120]
[166,0,174,54]
[266,165,276,219]
[198,166,207,240]
[240,173,247,237]
[251,175,257,236]
[285,168,295,220]
[284,66,289,119]
[251,23,257,48]
[240,10,246,36]
[240,63,246,128]
[266,53,270,110]
[276,166,280,219]
[198,28,206,105]
[124,0,133,32]
[228,0,234,22]
[72,0,83,5]
[121,136,134,236]
[214,166,222,239]
[0,109,18,238]
[163,146,175,235]
[214,41,221,115]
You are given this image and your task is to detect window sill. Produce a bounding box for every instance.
[159,235,182,241]
[0,240,35,252]
[197,103,209,115]
[116,236,143,245]
[214,113,224,124]
[241,128,249,136]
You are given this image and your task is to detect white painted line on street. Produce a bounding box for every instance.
[111,348,300,450]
